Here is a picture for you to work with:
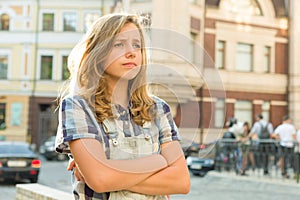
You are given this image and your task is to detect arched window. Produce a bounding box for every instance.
[220,0,263,16]
[0,14,9,30]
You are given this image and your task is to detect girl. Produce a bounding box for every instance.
[55,13,190,200]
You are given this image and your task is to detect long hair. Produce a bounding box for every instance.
[59,13,154,125]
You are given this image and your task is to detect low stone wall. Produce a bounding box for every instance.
[15,183,73,200]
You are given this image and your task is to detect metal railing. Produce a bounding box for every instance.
[213,138,300,183]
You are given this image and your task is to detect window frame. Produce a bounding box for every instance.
[0,49,11,81]
[263,46,271,73]
[0,103,6,130]
[234,100,253,125]
[58,50,71,81]
[40,10,56,31]
[262,101,270,122]
[37,50,55,81]
[83,10,101,33]
[216,40,226,69]
[235,42,253,72]
[214,98,226,128]
[62,11,78,32]
[0,13,10,31]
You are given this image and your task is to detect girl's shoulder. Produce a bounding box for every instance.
[151,95,171,114]
[62,94,87,104]
[60,95,90,111]
[151,95,167,104]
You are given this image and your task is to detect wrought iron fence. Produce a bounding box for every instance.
[213,138,300,183]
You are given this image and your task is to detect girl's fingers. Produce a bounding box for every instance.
[67,159,76,171]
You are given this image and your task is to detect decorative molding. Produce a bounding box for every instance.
[253,100,263,105]
[225,98,236,103]
[270,100,287,106]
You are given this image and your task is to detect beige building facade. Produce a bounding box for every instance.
[0,0,299,145]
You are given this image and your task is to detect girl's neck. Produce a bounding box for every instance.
[109,79,130,108]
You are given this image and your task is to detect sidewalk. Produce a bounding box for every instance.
[210,169,300,186]
[171,169,300,200]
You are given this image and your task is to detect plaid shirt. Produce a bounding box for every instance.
[55,95,180,200]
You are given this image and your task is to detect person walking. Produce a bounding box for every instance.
[249,114,273,175]
[240,121,256,175]
[272,115,296,178]
[55,13,190,200]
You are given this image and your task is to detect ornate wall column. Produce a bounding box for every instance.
[288,0,300,129]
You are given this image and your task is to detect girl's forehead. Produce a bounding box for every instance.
[117,23,141,38]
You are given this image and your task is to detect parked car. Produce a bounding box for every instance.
[39,136,67,161]
[186,142,216,177]
[180,139,201,158]
[0,141,41,183]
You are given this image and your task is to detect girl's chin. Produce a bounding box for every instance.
[122,67,141,80]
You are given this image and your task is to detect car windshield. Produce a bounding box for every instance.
[0,143,33,154]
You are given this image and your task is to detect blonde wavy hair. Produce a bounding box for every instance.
[60,13,154,125]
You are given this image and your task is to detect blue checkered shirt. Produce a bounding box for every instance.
[55,95,180,200]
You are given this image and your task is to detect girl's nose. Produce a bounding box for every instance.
[125,45,136,58]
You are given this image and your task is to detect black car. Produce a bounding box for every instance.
[0,141,41,183]
[180,139,201,158]
[186,142,216,177]
[39,136,68,161]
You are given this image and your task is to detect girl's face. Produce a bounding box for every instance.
[104,23,143,85]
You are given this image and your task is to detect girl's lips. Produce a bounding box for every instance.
[123,62,137,68]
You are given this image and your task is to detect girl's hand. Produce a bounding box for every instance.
[67,158,85,183]
[67,158,76,171]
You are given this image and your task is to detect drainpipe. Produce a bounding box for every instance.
[28,0,40,145]
[32,0,40,96]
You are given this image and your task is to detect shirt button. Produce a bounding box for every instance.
[145,134,151,141]
[112,138,118,146]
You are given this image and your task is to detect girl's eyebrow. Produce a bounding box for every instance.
[115,37,141,43]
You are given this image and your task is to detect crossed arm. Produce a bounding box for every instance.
[69,138,190,194]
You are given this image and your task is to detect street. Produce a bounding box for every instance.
[1,156,300,200]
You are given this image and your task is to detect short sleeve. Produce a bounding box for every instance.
[55,96,102,154]
[250,122,259,134]
[153,96,181,144]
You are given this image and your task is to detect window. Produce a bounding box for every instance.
[236,43,253,72]
[63,12,77,32]
[62,56,70,80]
[215,98,225,128]
[262,101,270,122]
[0,14,9,30]
[264,46,271,73]
[220,0,262,16]
[216,41,226,69]
[84,12,100,32]
[42,13,54,31]
[0,55,8,79]
[0,103,6,130]
[234,100,252,125]
[40,55,53,80]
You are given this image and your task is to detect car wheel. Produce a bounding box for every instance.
[193,171,207,177]
[57,153,67,161]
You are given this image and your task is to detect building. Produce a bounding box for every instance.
[201,0,300,143]
[0,0,299,146]
[0,0,104,145]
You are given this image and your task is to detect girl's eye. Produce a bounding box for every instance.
[133,43,141,49]
[114,42,124,48]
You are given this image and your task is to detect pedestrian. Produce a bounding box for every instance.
[240,121,256,175]
[55,13,190,200]
[271,115,296,178]
[249,114,273,175]
[225,117,246,174]
[295,128,300,180]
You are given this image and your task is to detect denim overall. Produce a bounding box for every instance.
[102,118,168,200]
